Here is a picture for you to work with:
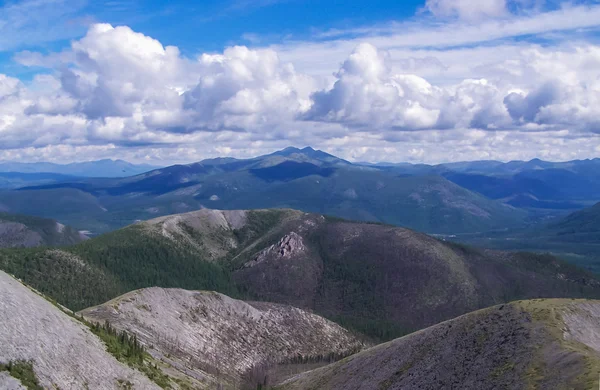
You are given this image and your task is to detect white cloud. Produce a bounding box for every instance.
[303,44,513,132]
[423,0,508,21]
[181,45,315,132]
[2,14,600,164]
[304,44,442,130]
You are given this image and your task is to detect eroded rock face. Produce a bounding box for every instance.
[244,232,306,268]
[561,301,600,353]
[80,287,365,388]
[0,271,160,390]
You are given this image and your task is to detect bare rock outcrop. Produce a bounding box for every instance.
[0,271,160,390]
[244,232,306,268]
[80,287,365,388]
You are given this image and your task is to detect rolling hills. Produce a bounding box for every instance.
[279,299,600,390]
[438,159,600,211]
[0,212,87,248]
[2,208,600,341]
[2,147,526,234]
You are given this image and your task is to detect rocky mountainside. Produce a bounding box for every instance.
[3,208,600,343]
[80,287,365,389]
[280,299,600,390]
[0,212,87,248]
[0,270,160,390]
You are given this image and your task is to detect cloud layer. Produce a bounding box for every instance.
[2,3,600,164]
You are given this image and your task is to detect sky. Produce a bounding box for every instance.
[1,0,600,164]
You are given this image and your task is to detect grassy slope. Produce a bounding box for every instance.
[278,299,600,390]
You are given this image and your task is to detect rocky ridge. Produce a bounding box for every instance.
[80,287,365,389]
[0,270,160,390]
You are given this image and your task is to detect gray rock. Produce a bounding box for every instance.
[80,287,365,388]
[0,271,160,390]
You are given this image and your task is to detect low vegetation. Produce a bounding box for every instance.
[0,360,43,390]
[87,320,171,388]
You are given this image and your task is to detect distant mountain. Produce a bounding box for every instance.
[445,202,600,274]
[436,157,600,175]
[0,171,80,189]
[434,159,600,210]
[550,202,600,238]
[0,159,160,178]
[280,299,600,390]
[3,209,599,341]
[0,212,87,248]
[3,147,525,234]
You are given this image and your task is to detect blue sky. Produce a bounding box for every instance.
[2,0,426,59]
[1,0,600,164]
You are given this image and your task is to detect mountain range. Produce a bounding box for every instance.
[0,159,160,177]
[1,148,598,238]
[368,157,600,210]
[0,159,161,189]
[3,208,600,388]
[0,147,529,235]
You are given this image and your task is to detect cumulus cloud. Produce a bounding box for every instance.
[305,44,442,130]
[1,19,600,164]
[181,46,315,132]
[303,43,511,131]
[303,42,600,137]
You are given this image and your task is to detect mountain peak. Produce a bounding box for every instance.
[268,146,350,165]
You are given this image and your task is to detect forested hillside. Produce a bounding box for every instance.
[1,208,599,341]
[0,212,86,248]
